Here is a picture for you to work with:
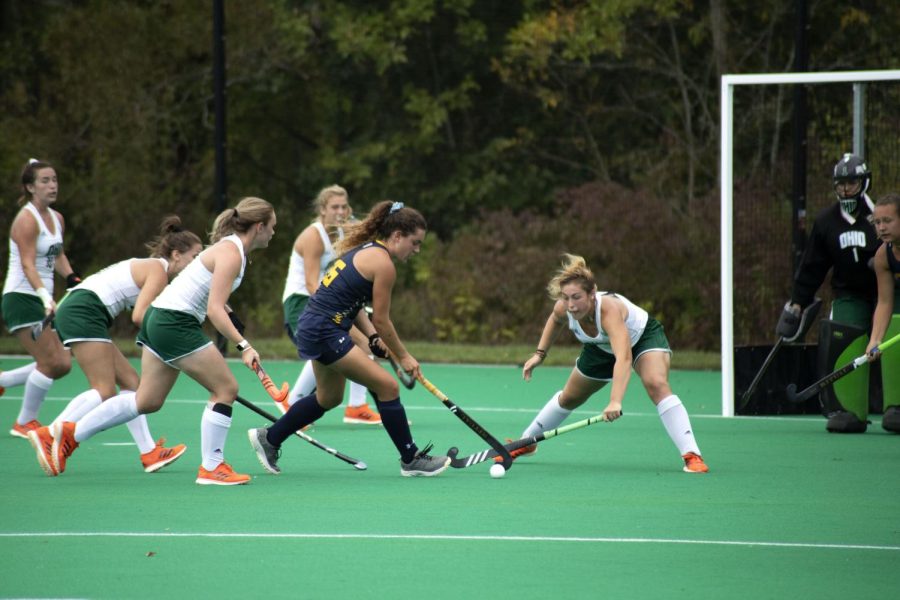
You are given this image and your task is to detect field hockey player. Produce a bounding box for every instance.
[279,186,382,425]
[26,216,202,475]
[29,198,278,485]
[2,159,79,438]
[506,253,709,474]
[248,200,450,477]
[865,192,900,432]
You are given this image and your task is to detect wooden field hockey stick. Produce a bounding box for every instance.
[251,359,289,403]
[235,395,367,470]
[446,413,613,469]
[30,312,55,341]
[416,373,513,470]
[785,330,900,404]
[388,355,416,390]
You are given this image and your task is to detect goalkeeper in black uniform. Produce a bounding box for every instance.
[777,153,880,433]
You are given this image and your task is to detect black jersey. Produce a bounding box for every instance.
[791,196,880,308]
[304,241,385,329]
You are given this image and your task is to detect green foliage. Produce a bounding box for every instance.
[391,181,720,348]
[2,0,898,349]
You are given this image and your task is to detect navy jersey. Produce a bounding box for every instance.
[791,197,880,308]
[303,241,385,330]
[888,243,900,288]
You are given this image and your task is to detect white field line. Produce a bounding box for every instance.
[0,531,897,552]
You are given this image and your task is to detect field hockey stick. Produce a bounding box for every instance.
[738,337,784,409]
[30,312,55,341]
[235,395,367,470]
[388,355,416,390]
[447,413,612,469]
[416,373,513,470]
[786,330,900,404]
[251,359,289,403]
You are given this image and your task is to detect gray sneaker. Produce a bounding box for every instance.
[248,427,281,474]
[400,443,450,477]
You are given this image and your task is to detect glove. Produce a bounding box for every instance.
[368,333,388,359]
[66,272,82,288]
[775,302,801,339]
[228,311,245,335]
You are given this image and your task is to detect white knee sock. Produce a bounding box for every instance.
[52,388,103,429]
[0,362,36,388]
[200,407,231,471]
[119,391,156,454]
[656,395,700,456]
[289,361,317,405]
[522,391,572,438]
[74,392,139,443]
[17,369,54,424]
[348,381,368,407]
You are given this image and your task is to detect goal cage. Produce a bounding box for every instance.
[720,69,900,416]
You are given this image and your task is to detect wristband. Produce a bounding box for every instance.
[236,340,252,352]
[66,272,82,288]
[368,333,388,359]
[534,348,547,361]
[35,287,53,310]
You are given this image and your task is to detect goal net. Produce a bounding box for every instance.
[720,70,900,416]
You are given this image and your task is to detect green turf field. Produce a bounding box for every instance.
[1,355,897,599]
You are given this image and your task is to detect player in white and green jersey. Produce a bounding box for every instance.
[1,159,79,439]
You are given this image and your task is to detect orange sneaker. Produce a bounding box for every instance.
[141,438,187,473]
[27,426,57,476]
[682,452,709,473]
[343,403,382,425]
[51,421,79,474]
[10,419,41,439]
[494,438,537,463]
[195,462,250,486]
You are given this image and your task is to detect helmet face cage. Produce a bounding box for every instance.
[832,153,871,213]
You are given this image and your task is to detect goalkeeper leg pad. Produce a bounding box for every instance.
[818,319,869,430]
[880,315,900,433]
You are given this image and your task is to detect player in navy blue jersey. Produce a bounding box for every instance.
[248,200,450,477]
[865,193,900,433]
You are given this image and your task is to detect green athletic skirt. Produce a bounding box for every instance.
[283,293,310,339]
[1,292,45,332]
[575,318,671,381]
[137,306,211,365]
[54,289,114,346]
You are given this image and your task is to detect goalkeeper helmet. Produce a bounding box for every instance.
[832,153,871,214]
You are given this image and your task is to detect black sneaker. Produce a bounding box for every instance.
[882,406,900,433]
[248,427,282,474]
[400,443,450,477]
[825,411,868,434]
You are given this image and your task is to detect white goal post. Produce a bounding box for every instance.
[719,69,900,416]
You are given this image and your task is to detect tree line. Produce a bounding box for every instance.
[2,0,898,349]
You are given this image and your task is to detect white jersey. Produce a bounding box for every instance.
[3,203,64,296]
[281,221,342,302]
[152,234,245,323]
[567,291,649,353]
[73,257,169,319]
